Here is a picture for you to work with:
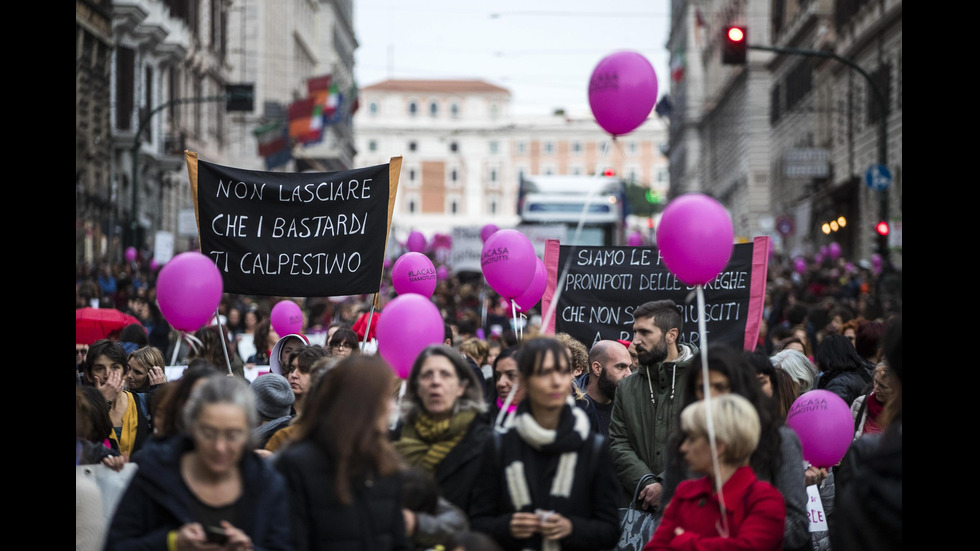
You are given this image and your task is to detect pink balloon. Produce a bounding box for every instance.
[407,231,427,253]
[376,294,445,379]
[655,194,733,286]
[392,252,437,297]
[436,266,449,281]
[814,253,824,265]
[785,390,854,469]
[270,300,304,337]
[828,242,842,260]
[819,245,828,256]
[871,253,882,274]
[149,259,160,271]
[514,257,547,312]
[480,224,499,243]
[481,229,536,299]
[125,247,137,262]
[627,231,643,247]
[156,252,223,332]
[588,50,659,136]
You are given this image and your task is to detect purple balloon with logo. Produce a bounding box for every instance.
[392,252,437,298]
[271,300,304,337]
[785,390,854,468]
[588,50,659,136]
[481,229,536,299]
[655,193,733,286]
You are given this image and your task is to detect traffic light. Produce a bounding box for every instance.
[875,220,890,237]
[722,26,747,65]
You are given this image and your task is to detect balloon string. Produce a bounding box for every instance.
[390,379,407,431]
[214,307,233,376]
[511,300,520,342]
[541,139,612,332]
[170,332,183,366]
[363,302,377,350]
[697,284,729,537]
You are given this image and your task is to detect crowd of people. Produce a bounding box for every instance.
[76,251,901,551]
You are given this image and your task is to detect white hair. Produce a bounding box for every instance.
[770,349,817,393]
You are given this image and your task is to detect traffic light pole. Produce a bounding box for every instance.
[129,94,229,250]
[748,44,890,269]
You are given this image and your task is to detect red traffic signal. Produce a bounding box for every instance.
[875,221,890,236]
[722,25,747,65]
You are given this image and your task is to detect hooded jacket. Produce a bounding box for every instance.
[608,341,698,505]
[269,333,310,376]
[104,434,293,551]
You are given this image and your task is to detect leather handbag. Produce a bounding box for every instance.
[613,473,660,551]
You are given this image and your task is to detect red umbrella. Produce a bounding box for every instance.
[76,307,143,345]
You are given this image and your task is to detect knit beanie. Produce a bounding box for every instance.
[250,373,295,421]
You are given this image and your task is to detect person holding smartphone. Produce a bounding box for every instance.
[105,375,293,551]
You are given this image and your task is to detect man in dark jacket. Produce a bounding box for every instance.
[608,299,698,510]
[580,340,634,436]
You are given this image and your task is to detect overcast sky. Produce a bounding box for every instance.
[353,1,671,117]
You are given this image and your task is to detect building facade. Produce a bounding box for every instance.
[665,0,902,266]
[353,79,670,244]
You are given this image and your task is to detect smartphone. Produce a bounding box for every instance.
[205,525,229,545]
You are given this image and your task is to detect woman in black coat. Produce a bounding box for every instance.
[275,355,412,551]
[468,337,620,551]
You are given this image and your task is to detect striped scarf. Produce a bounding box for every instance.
[395,409,476,474]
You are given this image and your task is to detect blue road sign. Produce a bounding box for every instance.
[865,164,892,191]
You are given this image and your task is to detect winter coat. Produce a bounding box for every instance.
[274,440,412,551]
[644,466,785,551]
[609,342,698,503]
[104,434,293,551]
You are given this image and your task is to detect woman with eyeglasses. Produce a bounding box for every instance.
[328,327,361,358]
[106,375,293,551]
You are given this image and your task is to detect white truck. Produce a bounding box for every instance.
[517,174,627,248]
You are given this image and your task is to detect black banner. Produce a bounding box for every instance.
[192,159,394,297]
[542,238,768,350]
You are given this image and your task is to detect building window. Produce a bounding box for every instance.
[407,197,417,213]
[407,168,418,188]
[408,101,418,116]
[571,166,582,175]
[369,102,378,114]
[430,101,438,117]
[490,103,499,119]
[489,195,499,215]
[516,141,527,155]
[368,140,377,151]
[571,141,582,153]
[450,141,459,153]
[447,195,460,214]
[408,141,417,152]
[489,168,497,183]
[629,142,638,155]
[489,141,499,154]
[451,103,459,118]
[543,141,555,155]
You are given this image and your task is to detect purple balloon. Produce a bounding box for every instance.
[156,252,223,332]
[270,300,304,337]
[436,266,449,281]
[514,257,547,312]
[480,224,499,243]
[391,252,437,297]
[785,390,854,468]
[149,259,160,271]
[627,231,643,247]
[125,246,137,263]
[588,50,659,136]
[376,294,445,379]
[481,229,536,299]
[407,231,426,253]
[655,194,733,286]
[828,242,842,260]
[794,258,807,274]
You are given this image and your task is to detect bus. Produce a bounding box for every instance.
[517,174,627,247]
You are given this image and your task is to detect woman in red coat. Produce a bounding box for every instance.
[645,393,785,550]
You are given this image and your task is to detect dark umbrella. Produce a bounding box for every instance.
[76,307,143,345]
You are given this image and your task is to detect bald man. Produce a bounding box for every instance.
[582,340,634,436]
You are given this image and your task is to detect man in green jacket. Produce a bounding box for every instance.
[608,299,698,510]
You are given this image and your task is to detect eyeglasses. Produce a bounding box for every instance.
[331,342,354,351]
[195,425,248,444]
[76,348,89,357]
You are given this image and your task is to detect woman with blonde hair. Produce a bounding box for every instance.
[645,393,785,550]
